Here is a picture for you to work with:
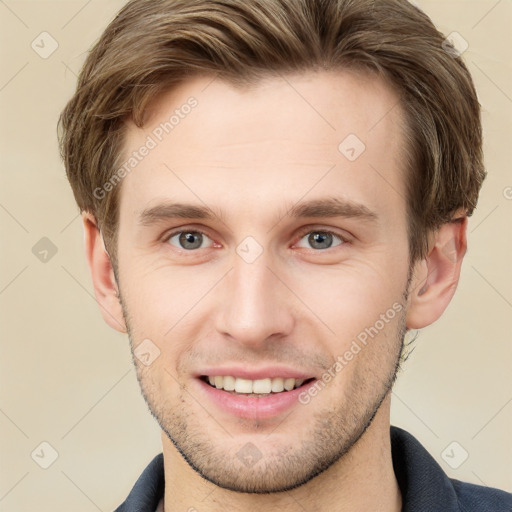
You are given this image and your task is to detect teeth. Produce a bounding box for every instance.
[204,376,307,394]
[271,378,285,392]
[234,378,253,394]
[284,378,295,391]
[253,378,272,394]
[223,375,236,391]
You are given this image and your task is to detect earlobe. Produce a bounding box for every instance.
[82,212,127,334]
[406,215,468,330]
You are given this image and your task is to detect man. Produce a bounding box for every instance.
[58,0,512,510]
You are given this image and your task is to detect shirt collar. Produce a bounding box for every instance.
[390,426,460,511]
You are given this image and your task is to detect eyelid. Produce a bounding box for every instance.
[160,224,351,251]
[292,225,352,246]
[162,226,216,248]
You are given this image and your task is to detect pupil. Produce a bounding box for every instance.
[180,232,202,250]
[309,232,332,249]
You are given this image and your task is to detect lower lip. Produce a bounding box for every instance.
[195,378,317,420]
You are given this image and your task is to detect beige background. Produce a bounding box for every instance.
[0,0,511,510]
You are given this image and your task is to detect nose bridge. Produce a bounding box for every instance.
[216,248,294,345]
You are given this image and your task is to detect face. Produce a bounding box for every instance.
[114,70,413,493]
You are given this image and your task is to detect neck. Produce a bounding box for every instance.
[162,395,401,512]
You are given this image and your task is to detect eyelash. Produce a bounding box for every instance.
[163,226,350,252]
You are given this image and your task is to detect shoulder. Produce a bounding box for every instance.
[390,426,512,511]
[451,478,512,511]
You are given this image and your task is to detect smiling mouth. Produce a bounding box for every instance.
[200,375,316,396]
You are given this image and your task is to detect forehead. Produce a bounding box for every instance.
[118,70,407,223]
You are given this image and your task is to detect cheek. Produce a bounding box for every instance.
[120,233,409,343]
[120,261,198,328]
[120,263,222,372]
[289,251,409,339]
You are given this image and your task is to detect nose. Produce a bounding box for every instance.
[215,251,295,348]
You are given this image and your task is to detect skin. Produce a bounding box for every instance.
[83,70,468,511]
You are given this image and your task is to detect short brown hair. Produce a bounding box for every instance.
[58,0,485,270]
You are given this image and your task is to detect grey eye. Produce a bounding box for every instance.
[168,231,212,250]
[296,231,343,250]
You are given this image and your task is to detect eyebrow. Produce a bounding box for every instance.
[287,197,378,222]
[137,197,378,227]
[138,202,219,226]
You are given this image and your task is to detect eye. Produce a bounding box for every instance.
[166,230,214,250]
[295,229,346,250]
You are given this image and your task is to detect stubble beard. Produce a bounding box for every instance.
[117,268,412,493]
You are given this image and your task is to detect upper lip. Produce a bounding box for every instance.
[196,366,317,380]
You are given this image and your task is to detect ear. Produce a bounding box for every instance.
[82,212,127,334]
[406,213,468,330]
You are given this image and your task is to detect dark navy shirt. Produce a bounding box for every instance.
[114,426,512,511]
